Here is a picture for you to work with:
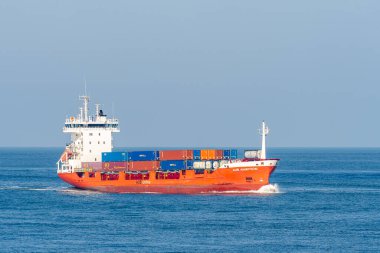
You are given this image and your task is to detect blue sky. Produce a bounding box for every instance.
[0,0,379,147]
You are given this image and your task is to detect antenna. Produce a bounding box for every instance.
[79,76,90,122]
[112,102,115,119]
[84,75,87,96]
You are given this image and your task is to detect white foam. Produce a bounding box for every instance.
[205,184,282,195]
[59,188,103,195]
[0,186,67,191]
[256,183,281,194]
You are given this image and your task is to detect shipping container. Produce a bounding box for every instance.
[82,162,102,171]
[193,161,206,169]
[223,149,231,160]
[159,150,193,160]
[160,160,186,171]
[215,150,223,160]
[244,150,261,159]
[222,149,238,159]
[193,161,213,169]
[212,161,220,169]
[127,151,159,161]
[193,150,201,160]
[102,152,127,162]
[223,150,230,159]
[102,162,128,171]
[231,149,238,159]
[201,149,217,160]
[186,160,194,169]
[128,161,160,171]
[219,160,228,168]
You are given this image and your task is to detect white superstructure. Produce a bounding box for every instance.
[57,95,119,172]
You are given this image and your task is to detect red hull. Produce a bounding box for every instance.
[58,164,277,194]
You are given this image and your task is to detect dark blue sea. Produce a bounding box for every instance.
[0,148,379,252]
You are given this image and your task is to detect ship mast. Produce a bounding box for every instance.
[79,95,89,122]
[260,121,269,159]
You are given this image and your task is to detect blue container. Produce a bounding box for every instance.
[186,160,194,169]
[128,151,159,161]
[222,149,238,159]
[102,152,128,162]
[230,149,238,159]
[160,160,186,171]
[223,150,230,159]
[193,150,201,160]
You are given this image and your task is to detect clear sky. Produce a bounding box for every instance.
[0,0,379,147]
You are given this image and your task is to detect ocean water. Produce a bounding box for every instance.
[0,148,379,252]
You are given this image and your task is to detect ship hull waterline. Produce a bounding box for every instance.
[58,165,277,194]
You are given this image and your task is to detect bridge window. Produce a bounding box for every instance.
[89,133,93,136]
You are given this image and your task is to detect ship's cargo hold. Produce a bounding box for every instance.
[102,162,128,171]
[102,152,128,162]
[160,160,186,171]
[244,150,261,159]
[82,162,102,171]
[128,161,160,171]
[193,150,201,160]
[159,150,193,160]
[127,151,159,161]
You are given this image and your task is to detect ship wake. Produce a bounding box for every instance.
[206,184,282,195]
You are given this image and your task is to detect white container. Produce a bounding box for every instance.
[193,161,206,169]
[219,160,228,167]
[212,161,219,169]
[244,150,261,158]
[205,161,212,169]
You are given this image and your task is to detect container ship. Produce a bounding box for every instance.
[57,95,279,194]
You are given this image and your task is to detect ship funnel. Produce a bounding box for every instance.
[260,121,269,159]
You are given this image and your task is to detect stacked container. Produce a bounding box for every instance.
[159,150,193,160]
[102,162,128,171]
[128,151,159,161]
[193,150,201,160]
[102,152,128,162]
[222,149,238,160]
[128,161,160,171]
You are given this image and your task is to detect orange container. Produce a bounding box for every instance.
[201,150,217,160]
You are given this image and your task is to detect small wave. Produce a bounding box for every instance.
[59,188,103,195]
[0,186,67,191]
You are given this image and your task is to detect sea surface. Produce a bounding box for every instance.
[0,148,379,252]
